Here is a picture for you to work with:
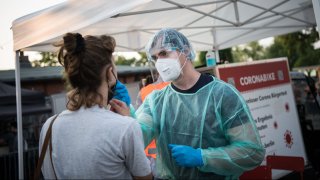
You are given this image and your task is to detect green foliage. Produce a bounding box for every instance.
[115,55,136,66]
[193,51,206,67]
[132,52,148,67]
[265,28,320,69]
[232,41,266,62]
[114,52,149,67]
[231,28,320,69]
[32,52,58,67]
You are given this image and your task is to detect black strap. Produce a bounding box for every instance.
[34,114,59,180]
[50,126,58,179]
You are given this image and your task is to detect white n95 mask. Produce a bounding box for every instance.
[155,58,185,82]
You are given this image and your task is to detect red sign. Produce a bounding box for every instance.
[217,60,290,92]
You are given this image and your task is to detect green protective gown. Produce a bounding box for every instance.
[136,77,265,180]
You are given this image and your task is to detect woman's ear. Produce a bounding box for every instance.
[111,58,118,78]
[106,67,117,87]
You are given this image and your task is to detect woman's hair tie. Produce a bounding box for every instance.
[74,33,85,54]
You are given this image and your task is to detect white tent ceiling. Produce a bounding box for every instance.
[12,0,316,52]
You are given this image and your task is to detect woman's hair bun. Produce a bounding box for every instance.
[101,35,116,53]
[63,33,85,54]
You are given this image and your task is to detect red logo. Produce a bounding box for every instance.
[284,130,293,148]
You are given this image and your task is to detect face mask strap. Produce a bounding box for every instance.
[177,51,187,74]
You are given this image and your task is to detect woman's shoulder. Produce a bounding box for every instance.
[47,107,136,132]
[80,105,136,123]
[40,114,60,139]
[100,111,136,128]
[96,112,140,141]
[105,111,136,125]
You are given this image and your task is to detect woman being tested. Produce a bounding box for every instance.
[111,28,265,179]
[39,33,151,179]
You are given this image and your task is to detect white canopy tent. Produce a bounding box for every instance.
[11,0,319,178]
[13,0,317,53]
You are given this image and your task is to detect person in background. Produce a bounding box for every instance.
[0,122,28,153]
[140,76,170,104]
[136,75,154,108]
[111,28,265,179]
[136,74,169,108]
[135,73,170,176]
[39,33,151,179]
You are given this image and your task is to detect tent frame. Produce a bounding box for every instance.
[15,50,24,179]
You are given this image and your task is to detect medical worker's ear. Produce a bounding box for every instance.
[182,45,191,60]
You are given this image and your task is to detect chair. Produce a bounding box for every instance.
[267,155,304,180]
[239,165,271,180]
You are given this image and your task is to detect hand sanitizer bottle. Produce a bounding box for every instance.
[205,51,216,67]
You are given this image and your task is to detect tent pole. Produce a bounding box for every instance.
[114,1,229,18]
[162,0,236,25]
[211,29,220,64]
[240,0,314,26]
[177,2,232,31]
[312,0,320,36]
[233,0,240,25]
[219,6,309,47]
[15,50,24,179]
[240,0,289,25]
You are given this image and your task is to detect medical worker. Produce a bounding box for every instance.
[111,28,265,180]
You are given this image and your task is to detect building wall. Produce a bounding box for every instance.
[22,80,65,96]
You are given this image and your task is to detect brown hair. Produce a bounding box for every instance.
[55,33,116,111]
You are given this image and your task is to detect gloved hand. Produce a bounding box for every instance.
[112,80,131,106]
[168,144,204,168]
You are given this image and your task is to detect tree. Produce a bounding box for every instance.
[194,51,206,67]
[232,41,266,62]
[32,52,58,67]
[265,28,320,69]
[132,52,148,67]
[115,55,136,66]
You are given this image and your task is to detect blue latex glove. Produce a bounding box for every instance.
[112,80,131,106]
[168,144,204,167]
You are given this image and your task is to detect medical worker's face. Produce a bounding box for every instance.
[151,49,182,61]
[152,49,187,82]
